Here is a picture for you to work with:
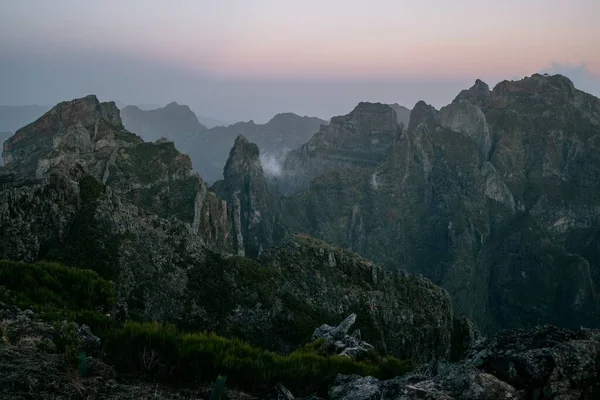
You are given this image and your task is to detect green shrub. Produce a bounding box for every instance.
[105,321,413,396]
[0,260,115,312]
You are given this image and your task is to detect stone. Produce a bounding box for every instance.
[276,74,600,333]
[212,135,284,258]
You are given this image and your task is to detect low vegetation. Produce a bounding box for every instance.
[0,259,116,333]
[0,259,414,396]
[105,322,413,395]
[0,260,114,312]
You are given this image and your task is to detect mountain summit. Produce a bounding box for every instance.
[277,74,600,332]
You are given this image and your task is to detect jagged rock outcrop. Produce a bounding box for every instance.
[0,95,234,321]
[277,102,401,194]
[257,234,454,361]
[212,135,283,257]
[312,314,375,359]
[0,95,455,364]
[1,95,231,249]
[207,113,326,185]
[278,74,600,333]
[330,325,600,400]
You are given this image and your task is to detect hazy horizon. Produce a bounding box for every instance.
[1,0,599,123]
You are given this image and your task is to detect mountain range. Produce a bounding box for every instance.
[120,103,329,183]
[274,73,600,333]
[1,73,600,398]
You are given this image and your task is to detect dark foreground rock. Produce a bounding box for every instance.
[329,325,600,400]
[312,314,375,359]
[0,303,262,400]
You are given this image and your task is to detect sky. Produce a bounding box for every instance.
[1,0,599,123]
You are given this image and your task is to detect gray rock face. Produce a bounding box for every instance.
[259,234,454,361]
[312,314,375,359]
[1,95,232,252]
[330,325,600,400]
[277,102,400,194]
[277,74,600,333]
[0,96,456,364]
[212,135,283,257]
[0,95,235,321]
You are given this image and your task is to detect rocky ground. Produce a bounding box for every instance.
[330,325,600,399]
[3,302,599,399]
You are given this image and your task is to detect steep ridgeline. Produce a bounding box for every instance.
[2,95,230,247]
[280,74,600,333]
[121,104,326,184]
[0,96,235,321]
[212,135,283,257]
[0,95,456,363]
[211,112,327,153]
[202,113,327,183]
[276,102,402,195]
[389,103,411,128]
[120,102,208,143]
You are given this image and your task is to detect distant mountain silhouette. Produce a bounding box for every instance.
[121,103,326,183]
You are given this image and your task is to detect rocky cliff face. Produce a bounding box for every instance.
[212,135,283,257]
[278,102,400,194]
[256,234,454,361]
[2,95,231,249]
[279,74,600,333]
[0,95,455,364]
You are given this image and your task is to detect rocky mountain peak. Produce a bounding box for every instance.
[343,102,397,132]
[268,112,301,124]
[120,101,207,149]
[454,79,492,109]
[223,135,262,179]
[407,100,438,132]
[214,135,280,258]
[491,73,580,108]
[276,102,401,194]
[2,95,134,176]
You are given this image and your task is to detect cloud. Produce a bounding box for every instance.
[541,63,600,97]
[260,150,288,177]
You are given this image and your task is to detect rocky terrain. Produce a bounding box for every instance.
[277,74,600,333]
[212,135,283,257]
[330,325,600,399]
[3,299,599,399]
[276,102,401,195]
[2,74,600,399]
[0,95,454,361]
